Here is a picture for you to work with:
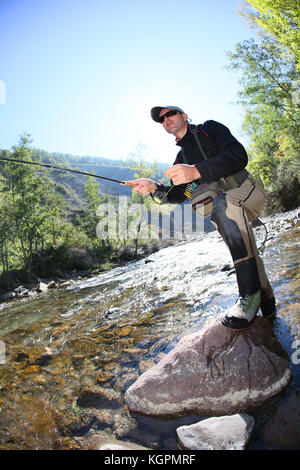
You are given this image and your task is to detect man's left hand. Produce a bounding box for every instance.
[164,164,201,185]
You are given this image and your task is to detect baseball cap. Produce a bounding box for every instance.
[150,106,185,123]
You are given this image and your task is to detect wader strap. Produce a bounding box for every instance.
[190,126,209,160]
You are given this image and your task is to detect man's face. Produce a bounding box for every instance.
[159,108,187,136]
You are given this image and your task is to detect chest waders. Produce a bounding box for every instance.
[183,128,274,306]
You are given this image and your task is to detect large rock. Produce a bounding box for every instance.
[37,282,48,293]
[125,316,292,417]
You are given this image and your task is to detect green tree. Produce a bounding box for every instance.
[124,143,161,255]
[227,37,300,209]
[76,172,115,257]
[239,0,300,71]
[0,192,14,273]
[82,174,101,241]
[5,134,64,278]
[0,152,13,272]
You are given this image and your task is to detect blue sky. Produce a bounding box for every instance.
[0,0,255,164]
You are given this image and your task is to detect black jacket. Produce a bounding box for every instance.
[155,120,248,204]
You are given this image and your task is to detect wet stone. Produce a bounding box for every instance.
[0,365,19,389]
[77,386,122,409]
[125,316,292,417]
[95,371,115,384]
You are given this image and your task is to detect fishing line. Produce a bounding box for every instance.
[0,156,126,184]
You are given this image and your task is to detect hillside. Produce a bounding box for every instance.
[0,147,169,211]
[39,150,168,198]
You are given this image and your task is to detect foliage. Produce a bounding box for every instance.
[238,0,300,71]
[123,143,162,255]
[0,138,168,286]
[0,135,66,278]
[227,1,300,211]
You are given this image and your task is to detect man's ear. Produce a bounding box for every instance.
[182,113,188,122]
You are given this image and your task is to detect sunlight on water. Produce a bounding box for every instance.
[0,227,299,450]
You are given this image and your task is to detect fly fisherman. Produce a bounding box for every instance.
[124,106,276,329]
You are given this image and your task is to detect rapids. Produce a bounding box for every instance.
[0,214,299,450]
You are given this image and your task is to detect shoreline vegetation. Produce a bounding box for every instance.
[0,139,180,297]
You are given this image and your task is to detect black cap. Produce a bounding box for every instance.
[150,106,185,123]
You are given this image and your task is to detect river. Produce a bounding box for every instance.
[0,212,299,450]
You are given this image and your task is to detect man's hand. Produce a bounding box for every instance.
[122,178,157,195]
[164,164,201,185]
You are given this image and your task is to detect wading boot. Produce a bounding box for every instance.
[260,296,276,320]
[222,291,261,330]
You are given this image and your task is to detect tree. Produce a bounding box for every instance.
[82,174,101,241]
[227,36,300,211]
[0,151,14,272]
[124,143,161,255]
[227,0,300,210]
[4,134,64,278]
[239,0,300,71]
[0,193,13,273]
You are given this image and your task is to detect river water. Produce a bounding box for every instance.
[0,216,299,450]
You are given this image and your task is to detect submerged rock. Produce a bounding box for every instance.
[176,413,255,450]
[77,385,121,409]
[125,316,292,417]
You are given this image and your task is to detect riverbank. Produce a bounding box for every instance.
[1,207,299,303]
[0,239,179,301]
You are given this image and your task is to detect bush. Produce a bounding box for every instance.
[31,245,101,278]
[265,165,300,214]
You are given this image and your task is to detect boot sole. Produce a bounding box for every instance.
[221,316,256,330]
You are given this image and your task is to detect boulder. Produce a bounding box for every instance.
[47,281,57,289]
[125,316,292,417]
[176,413,254,450]
[37,282,48,293]
[14,286,29,297]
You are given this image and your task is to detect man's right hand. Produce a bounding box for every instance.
[122,178,157,195]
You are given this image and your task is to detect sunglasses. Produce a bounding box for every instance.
[159,109,178,123]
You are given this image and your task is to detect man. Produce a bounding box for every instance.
[124,106,276,329]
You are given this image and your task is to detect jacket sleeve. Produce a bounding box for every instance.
[194,120,248,183]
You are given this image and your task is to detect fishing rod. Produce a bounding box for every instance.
[0,156,134,185]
